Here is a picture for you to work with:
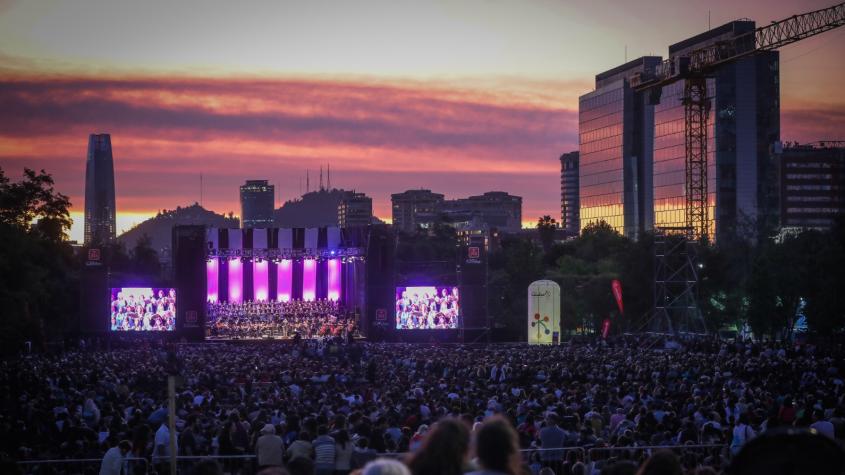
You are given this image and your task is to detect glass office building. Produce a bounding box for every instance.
[577,21,779,242]
[579,57,661,239]
[652,79,716,236]
[653,21,780,240]
[579,81,627,235]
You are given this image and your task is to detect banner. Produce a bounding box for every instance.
[527,280,561,345]
[601,318,611,339]
[611,279,624,315]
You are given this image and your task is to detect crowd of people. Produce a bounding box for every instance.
[1,336,844,475]
[206,300,357,340]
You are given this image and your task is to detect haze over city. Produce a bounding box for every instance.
[0,0,843,242]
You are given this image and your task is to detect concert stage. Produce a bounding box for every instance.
[83,225,489,343]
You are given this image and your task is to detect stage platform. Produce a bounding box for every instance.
[204,335,367,343]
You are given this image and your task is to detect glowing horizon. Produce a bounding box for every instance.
[2,0,843,241]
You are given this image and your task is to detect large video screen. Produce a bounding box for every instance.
[395,286,459,330]
[110,287,176,331]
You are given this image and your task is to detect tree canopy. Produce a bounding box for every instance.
[0,167,77,353]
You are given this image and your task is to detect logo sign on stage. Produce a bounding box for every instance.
[465,246,481,264]
[86,248,102,266]
[527,280,560,345]
[375,308,387,321]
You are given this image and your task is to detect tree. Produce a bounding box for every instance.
[0,167,77,354]
[487,236,544,340]
[537,215,557,252]
[0,167,72,242]
[745,252,780,338]
[697,234,753,332]
[796,223,845,336]
[130,234,161,278]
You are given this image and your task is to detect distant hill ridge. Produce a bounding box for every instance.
[118,190,377,257]
[274,188,350,228]
[118,203,239,255]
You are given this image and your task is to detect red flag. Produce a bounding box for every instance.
[611,279,624,315]
[601,318,611,339]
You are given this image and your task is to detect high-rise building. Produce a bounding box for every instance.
[391,189,445,233]
[776,141,845,230]
[560,151,580,234]
[240,180,274,228]
[652,22,779,240]
[578,20,780,241]
[338,192,373,228]
[579,56,662,239]
[84,133,116,245]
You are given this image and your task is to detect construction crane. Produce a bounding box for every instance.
[631,2,845,240]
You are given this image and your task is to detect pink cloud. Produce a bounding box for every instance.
[781,106,845,144]
[0,75,578,223]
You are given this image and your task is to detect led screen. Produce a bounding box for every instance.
[110,287,176,331]
[395,286,459,329]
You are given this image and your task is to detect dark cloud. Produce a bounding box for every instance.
[0,77,578,152]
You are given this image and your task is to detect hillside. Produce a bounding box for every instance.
[118,203,239,257]
[274,188,350,228]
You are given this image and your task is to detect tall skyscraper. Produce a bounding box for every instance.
[560,151,580,234]
[84,133,116,245]
[240,180,274,228]
[578,20,780,241]
[338,191,373,228]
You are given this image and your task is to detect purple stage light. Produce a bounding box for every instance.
[303,258,317,302]
[253,259,269,302]
[277,259,292,302]
[206,258,219,303]
[328,258,341,301]
[228,257,242,303]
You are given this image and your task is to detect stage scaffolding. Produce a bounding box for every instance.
[648,227,707,335]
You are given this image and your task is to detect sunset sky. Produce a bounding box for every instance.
[0,0,843,242]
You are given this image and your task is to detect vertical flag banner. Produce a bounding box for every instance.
[527,280,561,345]
[601,318,611,339]
[611,279,624,315]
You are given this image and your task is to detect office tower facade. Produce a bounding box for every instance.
[441,192,523,232]
[652,22,780,240]
[777,142,845,230]
[390,189,445,233]
[338,192,373,228]
[578,57,661,239]
[84,133,116,245]
[240,180,274,228]
[392,190,522,233]
[578,20,780,241]
[560,151,580,234]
